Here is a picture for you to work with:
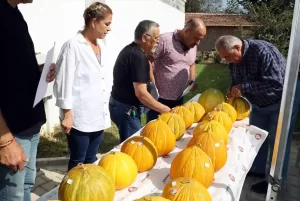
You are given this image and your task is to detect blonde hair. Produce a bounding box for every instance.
[83,2,113,27]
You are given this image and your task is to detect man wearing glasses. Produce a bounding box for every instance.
[109,20,170,143]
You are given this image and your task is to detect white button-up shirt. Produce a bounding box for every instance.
[53,32,111,132]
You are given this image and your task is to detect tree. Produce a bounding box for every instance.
[185,0,223,13]
[238,0,294,11]
[242,0,294,56]
[225,0,245,14]
[185,0,201,13]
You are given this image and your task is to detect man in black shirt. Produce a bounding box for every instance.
[109,20,170,142]
[0,1,55,201]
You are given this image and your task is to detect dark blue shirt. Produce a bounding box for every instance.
[229,40,286,107]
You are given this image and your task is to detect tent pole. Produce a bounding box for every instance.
[266,0,300,200]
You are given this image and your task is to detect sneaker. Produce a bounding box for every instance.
[250,181,268,194]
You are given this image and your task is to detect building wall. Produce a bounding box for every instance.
[198,26,250,51]
[19,0,186,134]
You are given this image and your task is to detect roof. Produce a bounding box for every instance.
[185,13,257,27]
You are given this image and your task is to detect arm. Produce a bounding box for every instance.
[131,54,170,113]
[0,110,13,143]
[133,83,169,113]
[53,42,76,120]
[241,52,284,94]
[189,64,196,81]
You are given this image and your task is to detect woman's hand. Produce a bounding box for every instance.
[61,109,73,134]
[61,117,73,134]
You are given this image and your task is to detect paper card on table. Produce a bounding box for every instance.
[33,43,55,108]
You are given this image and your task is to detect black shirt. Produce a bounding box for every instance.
[0,1,46,136]
[111,42,150,106]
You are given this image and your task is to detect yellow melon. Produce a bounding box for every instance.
[159,112,186,140]
[183,101,205,122]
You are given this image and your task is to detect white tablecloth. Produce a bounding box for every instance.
[37,94,268,201]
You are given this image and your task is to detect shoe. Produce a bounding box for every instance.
[251,181,268,194]
[246,171,265,178]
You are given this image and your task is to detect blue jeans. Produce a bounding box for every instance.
[66,128,104,171]
[282,79,300,180]
[0,133,40,201]
[109,96,142,143]
[249,102,281,179]
[146,97,184,123]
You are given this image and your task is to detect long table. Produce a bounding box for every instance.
[37,94,268,201]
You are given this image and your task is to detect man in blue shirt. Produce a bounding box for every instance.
[215,35,286,195]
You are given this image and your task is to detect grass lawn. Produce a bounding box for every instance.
[37,63,300,158]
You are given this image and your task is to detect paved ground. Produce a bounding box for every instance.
[30,140,300,201]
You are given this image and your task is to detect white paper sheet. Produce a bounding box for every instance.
[33,44,55,107]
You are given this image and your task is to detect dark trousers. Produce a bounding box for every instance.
[249,101,281,182]
[66,128,104,171]
[146,97,184,123]
[109,96,142,143]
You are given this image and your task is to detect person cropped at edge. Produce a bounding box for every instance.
[0,0,56,201]
[146,18,207,123]
[215,35,286,195]
[109,20,171,143]
[53,2,113,171]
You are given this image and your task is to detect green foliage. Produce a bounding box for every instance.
[185,0,223,13]
[241,0,294,57]
[225,0,245,14]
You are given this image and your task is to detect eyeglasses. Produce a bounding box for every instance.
[145,34,159,42]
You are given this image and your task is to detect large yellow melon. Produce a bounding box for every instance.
[134,196,170,201]
[98,152,138,190]
[202,108,233,133]
[226,97,251,120]
[171,106,194,129]
[215,102,237,122]
[183,101,205,122]
[198,88,225,112]
[194,119,228,144]
[187,129,227,171]
[162,177,212,201]
[58,164,115,201]
[159,112,186,141]
[170,144,214,188]
[121,136,158,172]
[141,118,176,156]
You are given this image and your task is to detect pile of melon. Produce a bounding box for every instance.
[57,88,251,201]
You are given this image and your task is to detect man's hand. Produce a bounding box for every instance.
[226,88,232,98]
[0,138,28,171]
[230,84,242,97]
[189,83,198,92]
[46,64,56,83]
[159,105,171,114]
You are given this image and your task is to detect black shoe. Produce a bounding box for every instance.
[246,171,265,178]
[251,181,268,194]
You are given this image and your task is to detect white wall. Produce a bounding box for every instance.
[19,0,186,134]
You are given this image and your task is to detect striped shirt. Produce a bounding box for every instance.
[229,40,286,107]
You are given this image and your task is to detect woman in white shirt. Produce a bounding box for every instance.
[54,2,113,171]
